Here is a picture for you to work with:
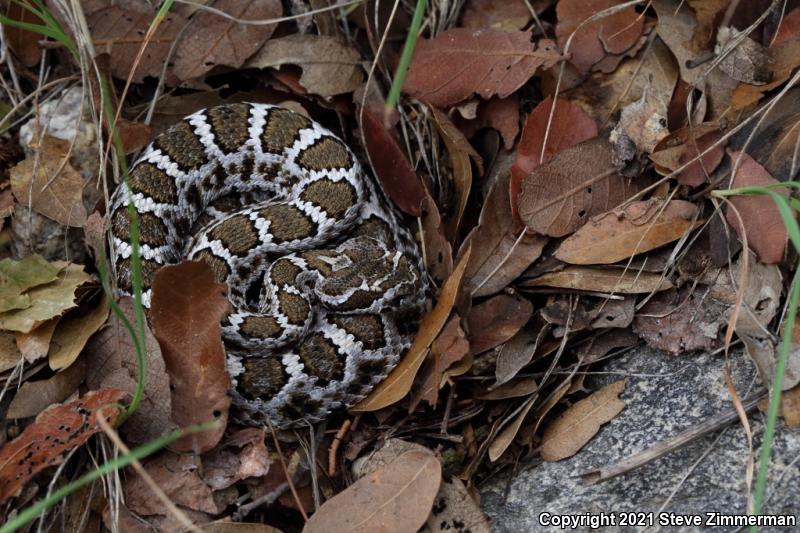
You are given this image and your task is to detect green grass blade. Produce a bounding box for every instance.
[385,0,426,112]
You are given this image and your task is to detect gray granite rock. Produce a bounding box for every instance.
[481,347,800,532]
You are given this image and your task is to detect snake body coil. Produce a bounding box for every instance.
[110,103,427,427]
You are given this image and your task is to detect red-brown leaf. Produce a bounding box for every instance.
[725,150,788,264]
[0,389,126,503]
[556,0,645,73]
[151,261,231,453]
[360,104,427,216]
[403,29,560,107]
[510,96,598,219]
[518,137,638,237]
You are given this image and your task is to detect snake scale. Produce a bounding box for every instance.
[109,103,428,428]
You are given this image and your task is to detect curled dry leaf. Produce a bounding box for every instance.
[414,315,470,409]
[467,293,533,355]
[359,103,427,217]
[462,162,547,298]
[403,28,560,107]
[556,0,646,74]
[10,142,87,227]
[540,380,626,461]
[430,107,482,241]
[245,34,363,97]
[304,450,441,533]
[351,247,470,412]
[171,0,282,83]
[523,266,673,294]
[510,96,598,220]
[421,194,454,283]
[554,199,701,265]
[0,262,91,333]
[88,6,188,84]
[151,261,231,453]
[0,388,126,503]
[518,137,638,237]
[85,297,173,443]
[725,150,788,264]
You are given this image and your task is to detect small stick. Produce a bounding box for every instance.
[267,422,309,521]
[327,419,352,477]
[581,392,767,484]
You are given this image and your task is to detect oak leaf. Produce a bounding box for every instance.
[304,450,441,533]
[540,380,626,461]
[554,199,701,265]
[510,96,598,219]
[403,29,560,107]
[245,34,363,97]
[518,137,638,237]
[523,266,673,294]
[151,261,231,453]
[725,150,788,264]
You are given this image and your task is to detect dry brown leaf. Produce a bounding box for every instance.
[421,194,454,283]
[523,266,673,294]
[202,428,271,491]
[687,0,730,52]
[88,6,188,84]
[85,297,173,443]
[151,261,231,453]
[16,317,59,363]
[510,96,598,219]
[477,96,520,150]
[245,34,363,97]
[359,103,427,217]
[414,315,470,409]
[556,0,645,73]
[3,0,43,67]
[540,380,626,461]
[430,107,481,242]
[6,357,86,419]
[10,143,87,227]
[725,150,788,264]
[777,385,800,428]
[0,331,23,373]
[351,247,470,412]
[652,0,738,119]
[554,199,701,265]
[633,286,727,355]
[304,450,441,533]
[403,28,560,107]
[0,388,125,503]
[49,298,110,370]
[171,0,282,83]
[650,124,724,187]
[493,322,547,386]
[467,293,533,355]
[461,0,532,31]
[125,452,220,517]
[425,476,492,533]
[518,137,639,237]
[462,161,547,298]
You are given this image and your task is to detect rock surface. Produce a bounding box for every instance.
[481,346,800,532]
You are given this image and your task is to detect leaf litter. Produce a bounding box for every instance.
[1,1,800,530]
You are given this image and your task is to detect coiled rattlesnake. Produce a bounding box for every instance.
[109,103,427,428]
